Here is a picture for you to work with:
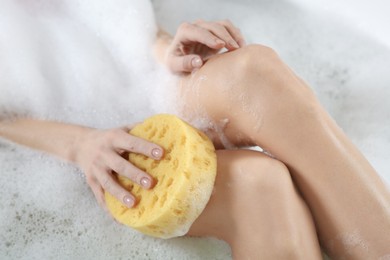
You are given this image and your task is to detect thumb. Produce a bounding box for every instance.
[168,54,203,73]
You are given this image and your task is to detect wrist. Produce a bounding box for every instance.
[67,126,95,165]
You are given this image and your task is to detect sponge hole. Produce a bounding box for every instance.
[180,136,186,146]
[148,225,159,230]
[173,209,183,216]
[184,171,191,180]
[148,129,157,139]
[125,183,134,192]
[149,160,159,170]
[119,206,128,216]
[167,143,174,153]
[144,124,153,132]
[172,159,179,170]
[164,154,172,161]
[204,159,211,167]
[160,193,167,207]
[205,147,214,155]
[158,126,168,138]
[192,156,201,164]
[138,206,145,217]
[159,174,166,185]
[166,178,174,188]
[191,144,198,151]
[150,195,159,208]
[198,131,209,142]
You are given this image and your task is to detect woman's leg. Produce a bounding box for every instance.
[179,44,390,259]
[187,149,322,259]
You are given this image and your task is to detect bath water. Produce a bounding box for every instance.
[1,0,389,259]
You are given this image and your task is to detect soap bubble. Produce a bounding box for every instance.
[1,0,390,259]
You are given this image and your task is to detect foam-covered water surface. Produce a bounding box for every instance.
[1,0,389,259]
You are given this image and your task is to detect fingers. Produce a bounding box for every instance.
[88,177,109,211]
[97,169,136,208]
[83,127,165,210]
[103,128,163,206]
[168,54,203,73]
[87,169,136,209]
[216,19,246,47]
[112,129,164,160]
[105,151,154,189]
[175,22,227,50]
[194,20,239,50]
[168,19,246,73]
[112,129,163,189]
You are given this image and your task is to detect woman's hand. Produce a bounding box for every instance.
[74,125,164,211]
[166,19,246,73]
[0,118,163,212]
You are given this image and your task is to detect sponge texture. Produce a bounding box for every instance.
[105,114,217,238]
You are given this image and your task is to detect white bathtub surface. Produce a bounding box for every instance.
[1,0,389,259]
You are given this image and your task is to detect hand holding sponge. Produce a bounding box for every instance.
[105,114,217,238]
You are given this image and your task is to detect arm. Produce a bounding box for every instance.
[0,118,163,210]
[0,118,90,162]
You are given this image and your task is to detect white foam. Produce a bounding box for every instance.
[0,0,230,258]
[1,0,390,259]
[0,0,176,128]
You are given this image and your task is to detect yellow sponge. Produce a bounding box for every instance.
[105,114,217,238]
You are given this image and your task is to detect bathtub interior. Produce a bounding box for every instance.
[1,0,390,259]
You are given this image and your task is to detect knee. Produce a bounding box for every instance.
[221,150,308,258]
[219,150,294,198]
[233,44,315,96]
[227,44,282,81]
[199,43,318,113]
[234,44,280,74]
[237,156,308,258]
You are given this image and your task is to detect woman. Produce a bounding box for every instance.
[1,1,389,259]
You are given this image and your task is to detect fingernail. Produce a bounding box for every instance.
[140,177,152,188]
[215,39,225,45]
[230,41,239,48]
[123,195,135,208]
[151,148,162,159]
[191,57,202,68]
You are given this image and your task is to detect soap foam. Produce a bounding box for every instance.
[0,1,231,258]
[1,0,390,259]
[0,0,178,128]
[0,140,231,260]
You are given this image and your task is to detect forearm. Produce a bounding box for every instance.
[0,118,92,163]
